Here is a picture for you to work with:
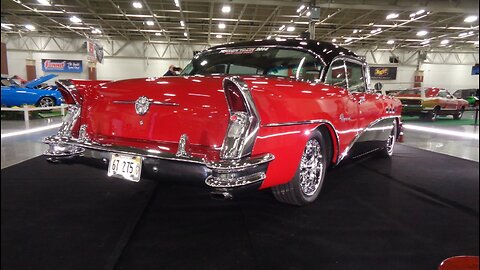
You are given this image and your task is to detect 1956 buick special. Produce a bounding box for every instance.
[44,39,402,205]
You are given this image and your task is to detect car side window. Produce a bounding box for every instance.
[438,90,448,98]
[345,61,366,93]
[325,60,347,89]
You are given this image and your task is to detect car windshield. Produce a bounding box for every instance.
[181,47,324,81]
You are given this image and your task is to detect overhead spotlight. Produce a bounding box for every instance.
[215,34,222,38]
[155,32,162,36]
[332,38,337,42]
[267,35,272,39]
[91,28,101,34]
[37,0,51,6]
[296,5,305,13]
[306,11,311,16]
[218,23,226,29]
[420,40,430,45]
[146,20,154,26]
[183,32,188,37]
[416,30,428,36]
[370,28,381,34]
[409,13,416,18]
[132,2,142,8]
[416,10,425,15]
[368,22,374,26]
[69,16,82,23]
[286,26,295,32]
[458,32,469,37]
[441,39,449,45]
[180,20,185,27]
[1,23,12,30]
[174,0,180,8]
[353,29,358,33]
[25,24,36,31]
[221,5,231,13]
[468,31,474,35]
[279,25,285,31]
[344,38,353,42]
[386,13,399,20]
[464,15,478,23]
[387,39,395,44]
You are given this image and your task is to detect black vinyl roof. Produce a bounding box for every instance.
[208,38,360,66]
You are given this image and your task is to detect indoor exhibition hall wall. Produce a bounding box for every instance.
[422,64,479,91]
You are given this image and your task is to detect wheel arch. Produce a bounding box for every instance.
[314,123,339,167]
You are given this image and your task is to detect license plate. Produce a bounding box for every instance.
[107,153,142,182]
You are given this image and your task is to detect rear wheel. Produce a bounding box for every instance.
[37,96,55,107]
[272,130,328,206]
[453,107,465,120]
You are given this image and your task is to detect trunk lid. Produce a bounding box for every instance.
[81,76,230,153]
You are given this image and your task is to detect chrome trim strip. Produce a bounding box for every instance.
[112,100,179,106]
[336,115,399,165]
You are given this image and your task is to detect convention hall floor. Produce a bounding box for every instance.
[1,111,479,169]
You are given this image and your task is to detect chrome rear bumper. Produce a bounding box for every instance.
[43,136,274,189]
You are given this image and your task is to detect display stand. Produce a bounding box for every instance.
[1,104,67,128]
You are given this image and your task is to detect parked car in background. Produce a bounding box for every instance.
[1,74,63,107]
[43,39,402,206]
[396,87,469,121]
[453,88,479,107]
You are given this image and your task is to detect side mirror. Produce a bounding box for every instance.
[374,82,383,91]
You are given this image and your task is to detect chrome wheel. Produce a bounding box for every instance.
[299,139,324,196]
[39,97,54,107]
[386,122,397,156]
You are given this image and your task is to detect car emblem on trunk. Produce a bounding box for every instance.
[135,96,150,115]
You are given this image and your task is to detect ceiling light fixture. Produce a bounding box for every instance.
[1,23,12,30]
[218,23,226,29]
[416,30,428,36]
[37,0,51,6]
[69,16,82,23]
[387,39,395,44]
[332,38,337,42]
[267,35,272,39]
[279,25,285,31]
[386,13,399,20]
[215,34,222,38]
[296,5,305,13]
[344,38,353,42]
[132,2,142,8]
[221,5,231,13]
[420,40,430,45]
[286,26,295,32]
[183,32,188,37]
[464,15,478,23]
[155,32,162,36]
[91,28,101,34]
[306,11,311,16]
[174,0,180,8]
[409,13,416,18]
[416,10,425,15]
[440,39,449,45]
[25,24,36,30]
[180,20,185,27]
[146,20,154,26]
[353,29,358,33]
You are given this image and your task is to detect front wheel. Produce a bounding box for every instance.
[272,130,328,206]
[37,96,55,107]
[453,108,464,120]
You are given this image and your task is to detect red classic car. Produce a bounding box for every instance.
[43,39,402,205]
[396,87,469,121]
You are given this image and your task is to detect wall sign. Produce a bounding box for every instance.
[41,59,83,73]
[370,67,397,80]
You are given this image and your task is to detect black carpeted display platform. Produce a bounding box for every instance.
[1,145,478,270]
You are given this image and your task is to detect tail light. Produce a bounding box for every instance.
[220,77,260,160]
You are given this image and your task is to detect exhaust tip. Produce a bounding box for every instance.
[210,190,233,200]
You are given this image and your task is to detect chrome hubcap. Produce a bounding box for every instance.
[39,97,54,107]
[386,122,396,155]
[299,139,324,196]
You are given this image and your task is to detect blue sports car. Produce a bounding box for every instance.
[1,74,63,107]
